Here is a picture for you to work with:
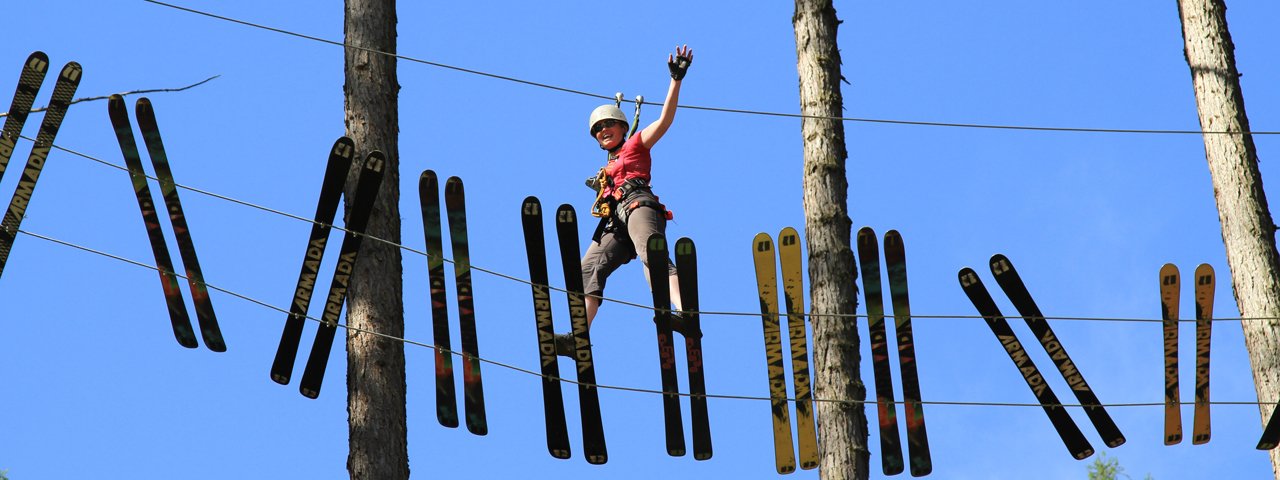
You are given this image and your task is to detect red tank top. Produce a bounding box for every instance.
[599,132,651,199]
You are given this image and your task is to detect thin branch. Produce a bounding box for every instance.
[0,75,220,118]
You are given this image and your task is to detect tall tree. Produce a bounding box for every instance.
[1175,1,1280,477]
[344,0,409,478]
[793,1,870,478]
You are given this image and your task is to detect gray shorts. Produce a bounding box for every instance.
[581,205,678,296]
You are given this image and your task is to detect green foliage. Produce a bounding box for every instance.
[1086,453,1153,480]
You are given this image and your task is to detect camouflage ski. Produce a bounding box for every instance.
[856,227,904,475]
[444,176,487,435]
[884,231,932,476]
[419,170,458,428]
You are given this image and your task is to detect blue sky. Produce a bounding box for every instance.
[4,1,1280,478]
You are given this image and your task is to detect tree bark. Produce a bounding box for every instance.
[1176,1,1280,477]
[344,0,408,478]
[793,1,869,478]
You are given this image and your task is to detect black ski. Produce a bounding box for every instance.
[521,196,571,459]
[420,170,458,428]
[271,137,354,384]
[135,98,225,352]
[959,267,1094,460]
[0,62,81,280]
[1159,263,1182,445]
[990,254,1125,448]
[856,227,905,476]
[106,93,199,348]
[444,176,487,435]
[555,204,607,464]
[0,51,49,182]
[646,233,686,457]
[1192,263,1213,444]
[298,151,385,399]
[675,237,712,460]
[883,230,932,476]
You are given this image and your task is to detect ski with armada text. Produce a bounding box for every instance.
[135,98,225,352]
[271,137,354,384]
[444,176,487,435]
[106,92,199,349]
[777,227,818,471]
[856,227,905,476]
[883,231,932,476]
[751,232,796,475]
[674,237,712,460]
[646,233,686,457]
[1192,263,1213,445]
[297,151,385,399]
[959,267,1094,460]
[989,254,1125,448]
[419,170,458,428]
[0,51,49,182]
[520,196,570,459]
[0,61,81,280]
[555,204,607,464]
[1159,263,1182,445]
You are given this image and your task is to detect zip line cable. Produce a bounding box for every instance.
[139,0,1280,136]
[19,133,1278,324]
[15,227,1278,410]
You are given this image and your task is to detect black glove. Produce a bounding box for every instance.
[668,53,692,81]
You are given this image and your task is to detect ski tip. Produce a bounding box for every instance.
[884,229,902,243]
[753,232,772,244]
[779,226,799,238]
[989,253,1010,265]
[419,169,437,184]
[857,225,875,237]
[522,195,540,206]
[445,175,463,190]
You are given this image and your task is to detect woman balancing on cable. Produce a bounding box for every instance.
[554,45,695,356]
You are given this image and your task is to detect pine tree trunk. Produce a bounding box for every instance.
[793,1,870,478]
[1176,1,1280,477]
[344,0,408,478]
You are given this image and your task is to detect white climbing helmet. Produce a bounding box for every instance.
[587,104,628,136]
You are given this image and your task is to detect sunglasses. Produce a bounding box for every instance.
[592,119,624,136]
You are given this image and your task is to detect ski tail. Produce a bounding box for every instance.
[884,231,932,476]
[675,237,712,460]
[420,170,458,428]
[989,254,1125,448]
[521,196,570,459]
[106,93,197,349]
[271,137,353,384]
[0,51,50,182]
[135,98,225,352]
[777,227,818,470]
[1159,263,1182,445]
[444,176,487,435]
[298,151,385,399]
[959,268,1094,460]
[647,233,686,457]
[856,227,904,475]
[555,204,607,464]
[751,232,796,475]
[1192,263,1214,444]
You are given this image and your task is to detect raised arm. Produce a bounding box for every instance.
[639,45,693,150]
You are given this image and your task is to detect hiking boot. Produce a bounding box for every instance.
[659,311,702,339]
[554,332,577,357]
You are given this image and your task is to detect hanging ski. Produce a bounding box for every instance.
[271,137,354,384]
[520,196,571,459]
[856,227,905,475]
[646,234,686,457]
[0,51,49,182]
[751,232,796,475]
[444,176,488,435]
[883,230,932,476]
[420,170,458,428]
[0,61,81,280]
[106,93,199,348]
[959,268,1094,460]
[1159,263,1182,445]
[1192,263,1213,444]
[777,227,818,470]
[989,254,1125,448]
[555,204,608,464]
[675,237,712,460]
[298,151,385,399]
[135,98,225,352]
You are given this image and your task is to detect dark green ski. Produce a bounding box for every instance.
[298,151,385,399]
[0,51,49,182]
[520,196,571,459]
[444,176,487,436]
[856,227,905,475]
[271,137,354,384]
[419,170,458,428]
[646,233,686,457]
[135,98,224,352]
[555,204,607,464]
[883,230,931,476]
[675,237,712,460]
